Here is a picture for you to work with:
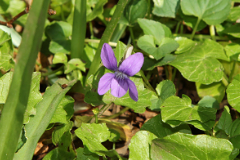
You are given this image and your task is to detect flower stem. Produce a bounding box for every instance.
[172,67,177,82]
[173,34,228,41]
[105,107,129,119]
[190,17,201,40]
[84,39,117,47]
[210,25,216,41]
[129,27,137,48]
[229,61,236,83]
[222,74,229,87]
[140,70,157,95]
[164,66,169,79]
[175,21,181,34]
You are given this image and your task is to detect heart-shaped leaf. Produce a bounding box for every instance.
[181,0,231,25]
[153,0,179,18]
[227,74,240,112]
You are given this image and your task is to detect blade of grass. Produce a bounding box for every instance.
[86,0,129,80]
[71,0,86,59]
[14,79,77,160]
[0,0,51,159]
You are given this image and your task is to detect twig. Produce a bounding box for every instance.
[0,5,56,28]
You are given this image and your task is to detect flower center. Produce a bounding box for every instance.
[115,71,128,80]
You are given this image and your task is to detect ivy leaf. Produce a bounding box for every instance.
[141,114,191,138]
[87,0,108,21]
[161,95,216,127]
[228,118,240,149]
[181,0,231,25]
[121,0,148,26]
[227,74,240,112]
[170,39,228,84]
[174,37,195,54]
[151,132,233,160]
[52,53,68,64]
[75,123,110,154]
[216,106,232,134]
[150,80,176,111]
[129,131,157,160]
[138,35,179,60]
[152,0,179,18]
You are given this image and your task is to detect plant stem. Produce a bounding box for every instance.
[84,39,117,47]
[129,27,136,48]
[167,65,172,80]
[147,0,151,19]
[140,70,157,95]
[229,61,236,83]
[172,67,177,82]
[89,21,94,38]
[164,65,169,79]
[190,17,201,39]
[222,74,229,87]
[175,21,181,34]
[210,25,216,41]
[105,107,129,119]
[173,34,229,41]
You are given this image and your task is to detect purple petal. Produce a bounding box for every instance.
[111,77,129,98]
[98,73,115,95]
[119,52,144,76]
[126,78,138,101]
[101,43,118,71]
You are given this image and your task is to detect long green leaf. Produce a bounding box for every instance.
[0,0,51,159]
[71,0,86,59]
[86,0,129,80]
[14,79,77,160]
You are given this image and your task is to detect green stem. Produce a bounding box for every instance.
[190,17,201,39]
[210,25,216,41]
[180,22,184,34]
[173,34,229,41]
[140,70,157,95]
[60,5,65,21]
[41,66,64,76]
[129,27,136,48]
[172,67,177,82]
[222,74,229,87]
[71,0,86,59]
[164,65,169,79]
[229,61,236,83]
[147,0,151,19]
[175,21,181,34]
[84,39,117,47]
[104,107,129,119]
[89,21,94,38]
[86,0,129,80]
[113,142,116,150]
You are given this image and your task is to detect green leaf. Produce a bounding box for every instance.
[122,0,148,25]
[216,106,232,134]
[46,21,72,54]
[75,123,110,153]
[137,35,179,60]
[114,41,127,64]
[102,75,153,113]
[227,74,240,111]
[50,96,74,124]
[174,37,195,54]
[0,31,14,71]
[141,114,191,138]
[142,54,176,70]
[228,7,240,21]
[129,131,157,160]
[161,95,216,125]
[196,81,226,103]
[65,58,86,74]
[53,53,68,64]
[228,118,240,148]
[225,43,240,61]
[181,0,231,25]
[152,0,179,18]
[43,131,75,160]
[0,15,22,47]
[87,0,108,21]
[52,122,73,146]
[198,96,219,110]
[222,24,240,38]
[150,80,176,111]
[83,42,98,68]
[76,147,99,160]
[151,132,233,160]
[170,39,227,84]
[0,72,42,124]
[178,9,207,31]
[14,79,77,160]
[0,0,10,13]
[109,129,120,142]
[137,19,172,44]
[16,127,27,152]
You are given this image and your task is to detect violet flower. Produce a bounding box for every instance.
[98,43,144,101]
